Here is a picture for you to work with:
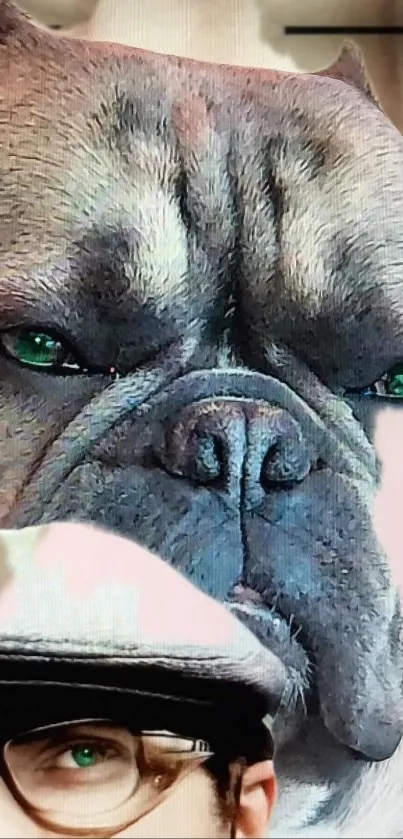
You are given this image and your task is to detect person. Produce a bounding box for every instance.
[0,522,285,838]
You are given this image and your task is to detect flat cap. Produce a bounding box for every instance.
[0,523,286,757]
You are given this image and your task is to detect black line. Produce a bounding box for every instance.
[285,26,403,35]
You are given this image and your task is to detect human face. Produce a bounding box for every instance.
[0,719,276,839]
[0,767,229,838]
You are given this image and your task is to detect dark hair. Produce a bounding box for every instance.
[205,754,247,831]
[200,720,273,830]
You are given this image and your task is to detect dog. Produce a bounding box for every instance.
[0,2,402,835]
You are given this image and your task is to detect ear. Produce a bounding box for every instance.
[234,760,276,839]
[314,40,379,106]
[0,0,37,46]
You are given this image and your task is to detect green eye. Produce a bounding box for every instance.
[385,365,403,397]
[71,745,98,769]
[0,329,81,372]
[361,363,403,398]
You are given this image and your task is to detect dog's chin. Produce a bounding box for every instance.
[226,589,403,764]
[225,588,314,748]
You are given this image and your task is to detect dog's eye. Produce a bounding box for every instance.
[0,328,84,373]
[352,362,403,399]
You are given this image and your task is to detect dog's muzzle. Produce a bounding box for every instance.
[7,363,403,763]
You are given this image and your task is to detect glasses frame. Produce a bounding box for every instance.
[0,717,245,838]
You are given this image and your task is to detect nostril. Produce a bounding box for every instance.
[153,399,313,492]
[154,419,227,486]
[193,434,222,483]
[261,434,311,488]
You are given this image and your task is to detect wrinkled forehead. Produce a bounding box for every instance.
[0,32,252,290]
[0,42,183,256]
[0,28,396,189]
[0,26,402,268]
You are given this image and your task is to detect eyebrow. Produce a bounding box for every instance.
[0,226,146,320]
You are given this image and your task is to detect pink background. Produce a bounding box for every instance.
[373,408,403,595]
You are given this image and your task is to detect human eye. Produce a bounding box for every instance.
[4,723,211,833]
[47,738,123,775]
[7,723,137,791]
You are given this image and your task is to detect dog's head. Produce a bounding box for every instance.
[0,0,402,783]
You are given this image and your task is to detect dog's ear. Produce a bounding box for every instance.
[0,0,37,46]
[315,40,379,106]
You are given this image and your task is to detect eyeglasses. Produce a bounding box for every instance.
[1,718,222,836]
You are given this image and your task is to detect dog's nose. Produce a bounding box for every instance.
[155,400,312,491]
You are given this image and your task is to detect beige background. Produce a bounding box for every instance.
[17,0,403,131]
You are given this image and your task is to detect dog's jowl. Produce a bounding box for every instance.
[0,3,402,836]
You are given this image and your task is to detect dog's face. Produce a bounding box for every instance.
[0,0,402,812]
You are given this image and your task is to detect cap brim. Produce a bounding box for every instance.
[0,680,274,763]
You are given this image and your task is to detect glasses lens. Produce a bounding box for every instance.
[4,720,212,832]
